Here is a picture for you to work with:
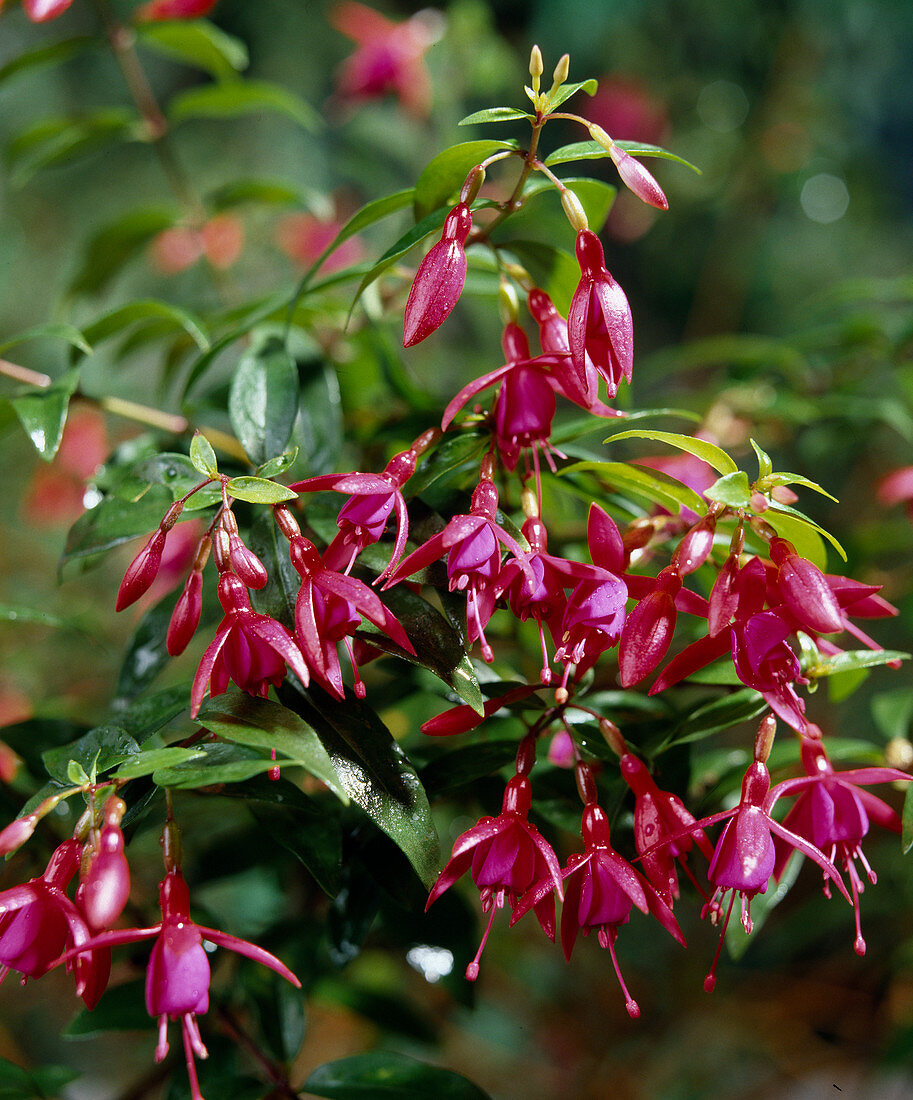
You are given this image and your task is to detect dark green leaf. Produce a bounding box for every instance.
[11,368,79,461]
[413,139,519,220]
[111,683,190,739]
[131,452,221,510]
[457,107,533,126]
[198,693,348,803]
[406,430,488,496]
[5,109,137,185]
[662,690,768,749]
[0,323,91,357]
[64,980,149,1036]
[42,726,139,784]
[604,429,739,475]
[292,360,343,474]
[115,590,182,700]
[169,80,320,130]
[0,35,94,86]
[68,207,177,296]
[303,1052,490,1100]
[705,470,752,508]
[136,20,248,80]
[561,459,707,516]
[228,336,299,465]
[491,176,616,243]
[224,476,297,504]
[60,484,173,574]
[726,849,802,959]
[681,660,742,686]
[0,1056,33,1097]
[111,747,207,779]
[544,77,598,110]
[152,740,287,787]
[248,511,299,627]
[420,741,519,796]
[286,689,440,888]
[80,299,210,353]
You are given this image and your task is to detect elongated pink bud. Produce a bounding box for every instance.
[81,822,131,931]
[166,571,203,656]
[403,204,472,347]
[608,143,668,210]
[672,514,716,575]
[770,538,843,634]
[708,553,740,635]
[618,568,681,687]
[0,813,38,855]
[228,534,268,589]
[116,529,167,611]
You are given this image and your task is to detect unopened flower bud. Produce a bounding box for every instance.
[672,514,716,575]
[116,529,167,611]
[0,813,39,855]
[228,534,268,589]
[166,570,203,656]
[550,53,570,94]
[460,164,486,206]
[212,527,232,572]
[575,761,597,804]
[80,820,130,930]
[561,188,589,232]
[160,500,184,532]
[754,715,776,764]
[617,567,681,687]
[598,717,626,757]
[770,538,843,634]
[529,44,543,82]
[403,203,472,347]
[498,279,519,325]
[273,504,301,541]
[591,130,668,211]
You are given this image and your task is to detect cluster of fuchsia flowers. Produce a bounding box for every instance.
[1,45,910,1095]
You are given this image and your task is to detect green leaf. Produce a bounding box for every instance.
[420,740,519,796]
[303,1052,491,1100]
[750,438,773,479]
[11,367,79,461]
[615,139,703,172]
[544,139,701,173]
[42,726,139,784]
[903,786,913,855]
[256,448,298,478]
[80,299,209,352]
[764,499,847,562]
[152,740,288,787]
[68,207,177,297]
[67,760,90,785]
[0,35,94,87]
[807,650,909,679]
[188,432,217,478]
[457,107,533,126]
[544,78,598,111]
[705,470,752,508]
[60,485,173,574]
[758,471,838,502]
[207,177,304,211]
[0,322,91,357]
[413,139,519,221]
[560,459,707,516]
[228,336,299,466]
[661,689,768,750]
[288,689,440,889]
[292,359,343,474]
[198,694,348,803]
[136,20,248,81]
[604,429,739,475]
[224,476,297,504]
[491,176,616,242]
[169,80,320,130]
[111,747,208,779]
[0,603,87,633]
[5,109,137,185]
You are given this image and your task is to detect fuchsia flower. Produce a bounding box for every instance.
[567,229,634,397]
[4,0,74,21]
[426,772,563,980]
[190,573,311,717]
[136,0,219,19]
[58,868,300,1100]
[384,475,532,661]
[0,840,104,1006]
[618,565,682,687]
[769,735,911,955]
[287,535,415,698]
[769,538,843,635]
[731,611,808,732]
[403,203,472,346]
[512,801,683,1017]
[878,465,913,522]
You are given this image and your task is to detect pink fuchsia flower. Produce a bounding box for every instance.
[58,868,300,1100]
[619,753,714,907]
[769,537,843,635]
[426,772,563,980]
[384,474,532,662]
[0,839,105,1005]
[275,213,365,273]
[5,0,74,21]
[697,745,850,991]
[135,0,219,22]
[769,735,911,955]
[512,801,683,1017]
[330,1,445,118]
[287,535,414,698]
[190,573,311,717]
[618,566,682,688]
[605,139,668,210]
[878,465,913,522]
[403,203,472,347]
[731,610,808,733]
[567,229,634,398]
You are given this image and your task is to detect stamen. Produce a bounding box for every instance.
[846,861,867,956]
[469,589,494,662]
[466,901,499,981]
[181,1016,205,1100]
[600,925,640,1018]
[704,891,736,992]
[855,845,877,886]
[537,620,552,685]
[740,891,753,935]
[154,1014,170,1062]
[185,1013,209,1059]
[343,637,366,698]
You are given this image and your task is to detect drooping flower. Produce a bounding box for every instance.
[769,735,912,955]
[190,573,311,717]
[567,229,634,397]
[617,566,681,687]
[403,203,472,346]
[730,610,808,732]
[512,801,683,1017]
[426,772,563,980]
[57,868,300,1100]
[769,537,843,635]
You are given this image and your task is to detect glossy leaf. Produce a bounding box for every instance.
[224,475,297,504]
[605,429,739,475]
[42,726,139,784]
[420,740,519,796]
[112,747,208,779]
[561,459,707,516]
[68,207,177,296]
[660,689,768,750]
[413,139,519,220]
[152,740,291,787]
[750,438,773,479]
[256,448,299,478]
[198,693,348,803]
[291,360,343,474]
[544,78,598,110]
[228,336,299,465]
[80,299,209,352]
[764,499,847,561]
[64,980,149,1037]
[189,432,218,479]
[11,368,79,461]
[169,80,320,130]
[490,176,616,243]
[544,139,701,173]
[304,1052,491,1100]
[807,649,909,679]
[705,470,752,508]
[136,20,248,81]
[759,471,838,502]
[457,106,532,126]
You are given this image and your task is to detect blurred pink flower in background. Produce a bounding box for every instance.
[275,213,365,273]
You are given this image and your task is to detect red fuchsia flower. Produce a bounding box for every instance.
[275,212,365,273]
[403,203,472,347]
[731,610,808,733]
[0,839,106,1006]
[567,229,634,398]
[384,474,533,662]
[697,740,851,992]
[420,683,541,736]
[190,573,311,718]
[878,465,913,522]
[330,1,444,118]
[135,0,219,22]
[426,769,563,981]
[77,797,130,933]
[617,565,682,688]
[58,868,300,1100]
[768,735,911,955]
[287,535,415,698]
[512,801,684,1017]
[619,752,714,907]
[768,537,843,635]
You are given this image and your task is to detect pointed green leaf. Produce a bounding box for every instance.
[661,689,768,750]
[0,35,94,87]
[0,323,91,357]
[11,367,80,461]
[189,431,218,477]
[224,476,297,504]
[152,740,290,787]
[256,448,299,479]
[136,20,248,81]
[228,336,299,466]
[705,471,752,508]
[605,429,739,475]
[198,693,348,803]
[807,650,909,679]
[349,206,450,316]
[5,109,137,185]
[69,207,178,297]
[304,1052,491,1100]
[458,107,533,126]
[561,459,707,516]
[169,79,320,130]
[80,299,209,353]
[413,139,519,221]
[759,471,838,502]
[614,139,703,172]
[42,726,139,784]
[111,747,207,780]
[750,439,773,479]
[543,78,598,111]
